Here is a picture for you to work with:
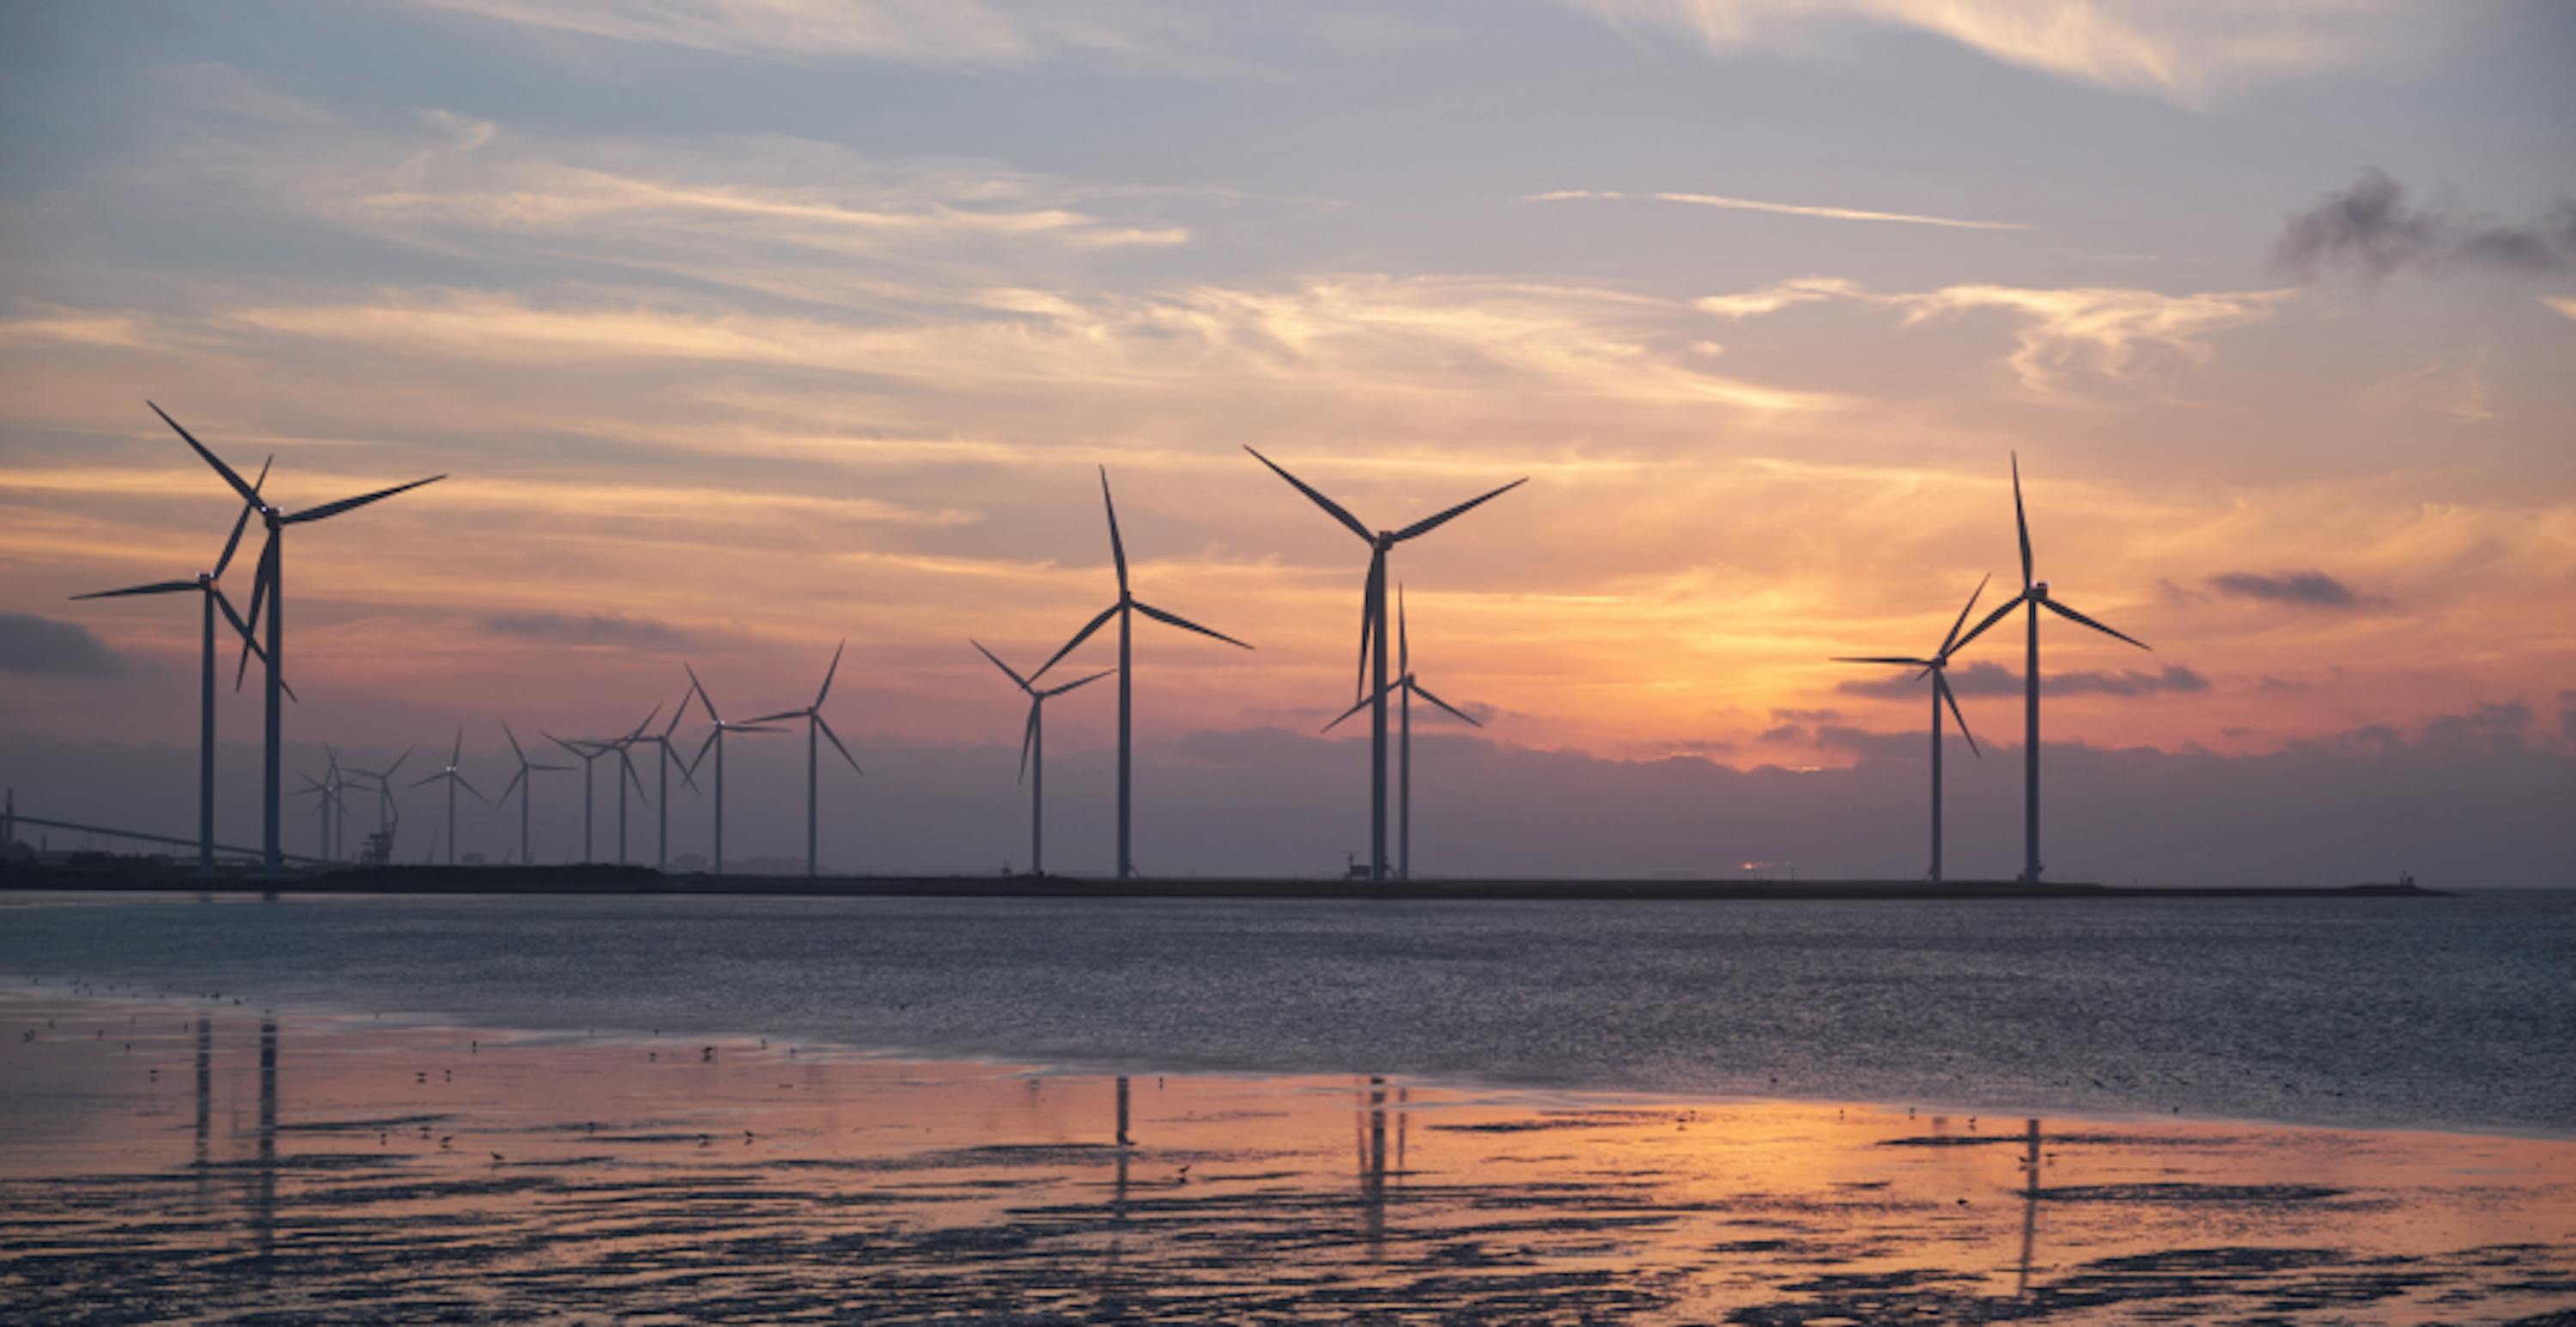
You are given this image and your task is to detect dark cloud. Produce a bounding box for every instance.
[1838,660,2018,699]
[2560,691,2576,744]
[2273,169,2576,281]
[480,612,696,650]
[1771,707,1843,723]
[2049,665,2211,697]
[2420,701,2534,752]
[0,613,125,678]
[1814,726,1929,760]
[1757,723,1807,744]
[2208,569,2367,609]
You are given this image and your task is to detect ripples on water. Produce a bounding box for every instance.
[3,890,2571,1133]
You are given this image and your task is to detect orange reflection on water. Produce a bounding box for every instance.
[3,989,2572,1323]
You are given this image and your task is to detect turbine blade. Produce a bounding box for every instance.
[1356,549,1382,700]
[1243,446,1372,542]
[2012,452,2032,590]
[662,686,690,738]
[972,638,1030,691]
[1018,703,1037,783]
[622,752,648,801]
[1133,600,1251,649]
[450,723,465,768]
[1409,679,1483,727]
[283,475,446,524]
[1391,476,1528,542]
[627,704,660,742]
[816,638,845,707]
[409,771,443,789]
[383,745,414,779]
[2042,597,2151,651]
[1939,672,1979,758]
[149,402,261,507]
[1320,689,1381,734]
[1042,667,1115,697]
[742,709,805,725]
[684,663,720,723]
[211,590,254,647]
[456,774,489,804]
[212,455,270,579]
[689,729,717,776]
[1031,602,1119,681]
[730,724,787,734]
[1832,656,1931,667]
[70,580,200,600]
[663,742,702,793]
[499,767,526,805]
[546,733,588,760]
[234,538,275,691]
[1398,582,1409,677]
[501,718,527,764]
[1949,593,2026,655]
[1938,572,1991,658]
[816,714,862,776]
[1100,466,1129,595]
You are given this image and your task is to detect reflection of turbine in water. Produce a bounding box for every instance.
[254,1016,276,1271]
[2018,1118,2042,1296]
[194,1014,212,1205]
[1358,1076,1389,1257]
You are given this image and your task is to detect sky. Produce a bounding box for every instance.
[2,0,2571,881]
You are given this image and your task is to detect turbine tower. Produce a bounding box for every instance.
[1031,468,1250,880]
[154,402,444,874]
[683,666,783,875]
[605,710,655,866]
[543,734,613,863]
[495,721,571,867]
[1953,454,2151,881]
[623,693,699,871]
[1321,587,1485,880]
[1832,575,1989,881]
[745,642,863,878]
[973,638,1112,877]
[70,455,280,874]
[346,746,413,865]
[408,725,488,865]
[1244,448,1523,881]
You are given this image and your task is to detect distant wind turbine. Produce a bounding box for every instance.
[346,746,414,862]
[974,637,1113,877]
[623,694,700,871]
[606,709,657,866]
[70,455,281,874]
[1833,575,1989,882]
[1952,454,2151,881]
[408,725,488,866]
[496,721,572,868]
[744,642,863,878]
[153,402,444,874]
[1244,447,1523,881]
[684,666,784,875]
[1321,587,1485,880]
[1030,469,1251,880]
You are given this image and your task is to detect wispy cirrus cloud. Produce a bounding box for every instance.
[401,0,1106,67]
[0,307,159,351]
[1564,0,2442,105]
[1527,189,2023,231]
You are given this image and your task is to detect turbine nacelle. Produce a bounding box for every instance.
[2032,580,2050,601]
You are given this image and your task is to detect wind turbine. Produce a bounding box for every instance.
[683,666,784,875]
[495,721,571,867]
[1832,575,1989,882]
[973,638,1113,877]
[744,642,862,878]
[1243,447,1523,881]
[623,694,700,871]
[152,402,445,874]
[70,456,282,874]
[346,745,413,864]
[542,733,614,863]
[293,755,351,864]
[1952,454,2151,881]
[1321,587,1485,880]
[1031,468,1251,880]
[408,725,488,865]
[605,710,655,865]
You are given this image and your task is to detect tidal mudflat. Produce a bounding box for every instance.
[3,986,2572,1324]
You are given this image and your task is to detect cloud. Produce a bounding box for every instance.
[0,308,156,351]
[2544,296,2576,322]
[480,611,697,650]
[1564,0,2435,105]
[1813,724,1925,759]
[1691,276,2287,393]
[2207,569,2366,609]
[402,0,1108,67]
[1771,707,1843,723]
[1530,190,2021,231]
[0,613,127,677]
[1758,722,1807,743]
[2272,169,2576,282]
[1836,660,2206,700]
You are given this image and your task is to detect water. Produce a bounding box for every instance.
[3,889,2570,1135]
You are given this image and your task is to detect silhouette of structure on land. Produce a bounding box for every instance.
[1246,447,1522,881]
[743,642,863,878]
[622,697,699,871]
[153,402,444,875]
[408,726,487,866]
[1031,467,1250,880]
[683,666,784,875]
[1833,575,1989,881]
[1322,587,1485,880]
[1953,454,2151,881]
[975,638,1112,877]
[497,721,573,867]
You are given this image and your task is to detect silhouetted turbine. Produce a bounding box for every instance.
[1952,454,2151,881]
[1245,447,1522,881]
[1031,468,1250,880]
[70,454,281,874]
[407,725,488,866]
[974,637,1112,877]
[495,720,571,868]
[744,641,863,878]
[154,402,444,874]
[683,666,784,875]
[542,732,620,864]
[604,709,657,866]
[1321,587,1485,880]
[622,692,700,872]
[1833,574,1989,882]
[346,746,414,858]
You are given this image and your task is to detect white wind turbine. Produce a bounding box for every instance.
[973,637,1112,877]
[1321,586,1486,880]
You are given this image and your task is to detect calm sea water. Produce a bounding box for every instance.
[3,890,2569,1135]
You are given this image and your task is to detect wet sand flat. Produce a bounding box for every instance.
[3,986,2573,1324]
